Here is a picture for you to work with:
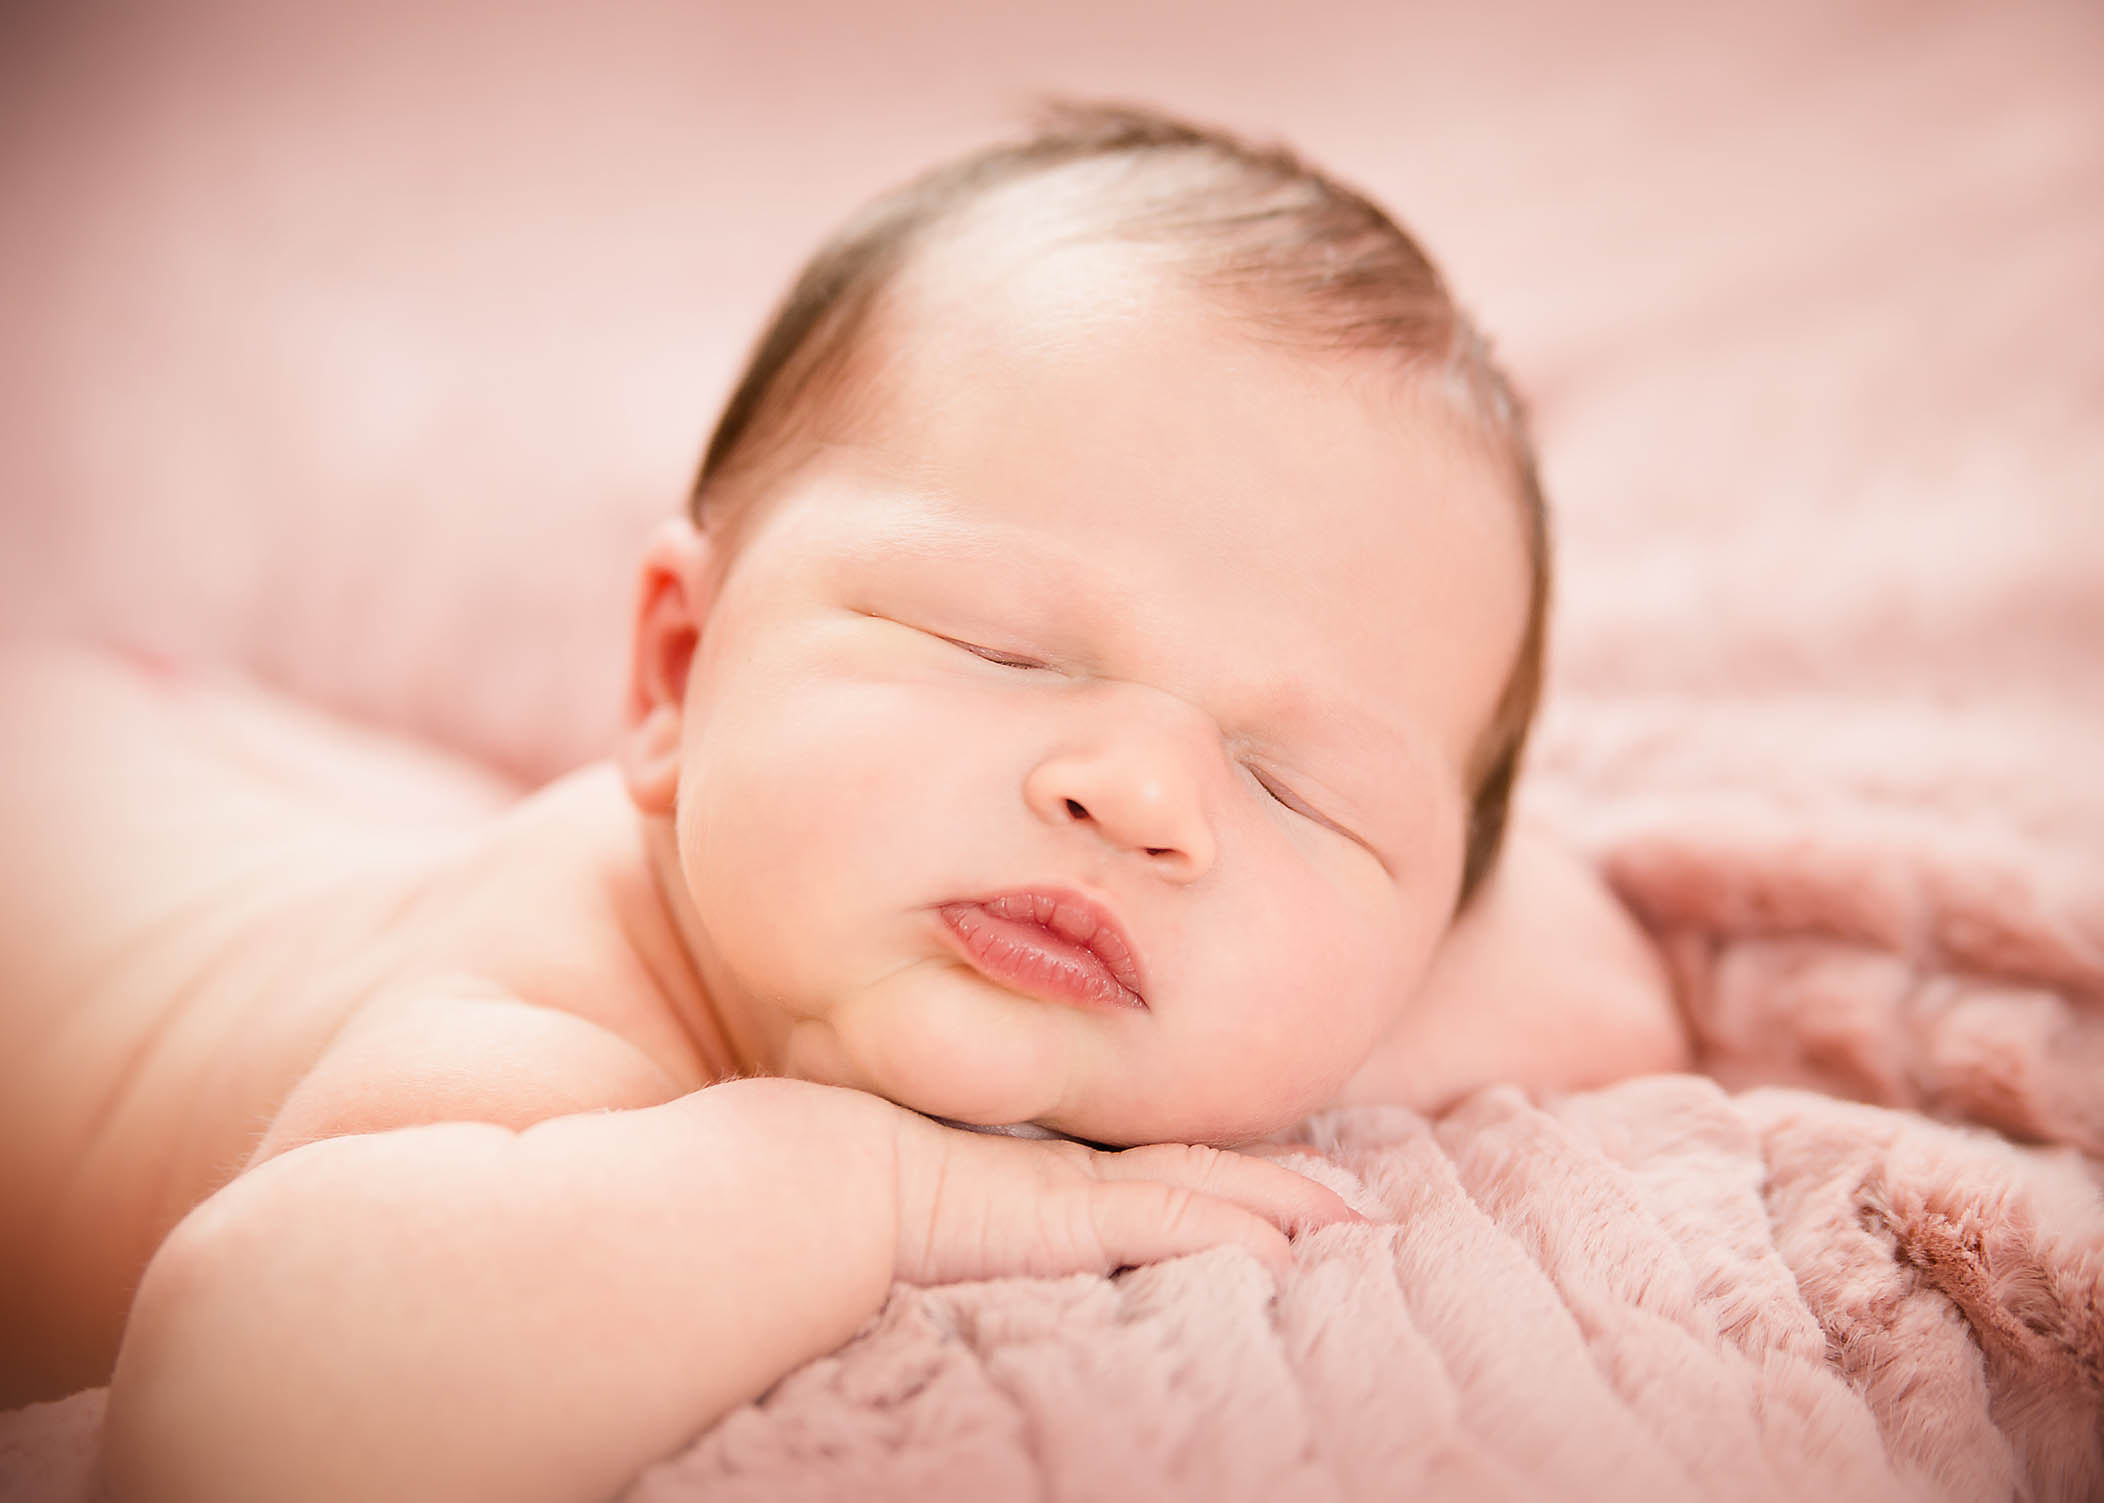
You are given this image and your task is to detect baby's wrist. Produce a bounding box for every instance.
[684,1076,904,1292]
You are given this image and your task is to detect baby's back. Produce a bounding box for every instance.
[0,646,499,1405]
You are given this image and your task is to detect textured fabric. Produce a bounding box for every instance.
[619,1080,2101,1502]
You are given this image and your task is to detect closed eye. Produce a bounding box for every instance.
[942,635,1048,671]
[1248,765,1312,819]
[1248,764,1362,847]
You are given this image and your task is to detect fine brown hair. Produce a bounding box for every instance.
[689,102,1550,909]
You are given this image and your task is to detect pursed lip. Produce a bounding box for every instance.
[936,888,1148,1012]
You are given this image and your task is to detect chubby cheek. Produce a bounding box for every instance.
[672,665,993,1003]
[1172,859,1430,1134]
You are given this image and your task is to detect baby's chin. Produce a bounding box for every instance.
[783,969,1079,1118]
[776,969,1324,1148]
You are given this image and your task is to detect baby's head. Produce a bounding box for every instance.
[621,104,1549,1145]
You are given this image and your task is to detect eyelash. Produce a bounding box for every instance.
[1249,766,1308,818]
[1245,765,1371,856]
[949,637,1047,672]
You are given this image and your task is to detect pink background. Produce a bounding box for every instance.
[3,0,2099,780]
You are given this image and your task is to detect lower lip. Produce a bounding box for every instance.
[937,902,1147,1012]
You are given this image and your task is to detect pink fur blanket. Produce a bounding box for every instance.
[621,1085,2104,1502]
[3,1,2100,1498]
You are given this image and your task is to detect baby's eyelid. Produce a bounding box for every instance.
[943,635,1047,671]
[1247,761,1371,850]
[1247,762,1320,822]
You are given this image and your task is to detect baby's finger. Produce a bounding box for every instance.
[1090,1142,1360,1237]
[1080,1179,1293,1279]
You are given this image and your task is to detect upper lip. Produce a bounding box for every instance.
[943,887,1148,1005]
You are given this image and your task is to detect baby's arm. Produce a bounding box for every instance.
[104,993,1346,1502]
[1337,823,1690,1114]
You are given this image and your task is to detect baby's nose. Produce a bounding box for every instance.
[1023,703,1217,881]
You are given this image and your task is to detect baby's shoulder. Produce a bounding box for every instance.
[254,975,695,1165]
[259,769,721,1161]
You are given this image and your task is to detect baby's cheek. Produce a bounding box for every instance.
[673,676,988,993]
[1154,900,1400,1142]
[688,677,945,833]
[1241,878,1419,1069]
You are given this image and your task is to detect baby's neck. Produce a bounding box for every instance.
[461,765,742,1086]
[616,796,745,1080]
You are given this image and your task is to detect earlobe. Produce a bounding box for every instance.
[617,517,717,816]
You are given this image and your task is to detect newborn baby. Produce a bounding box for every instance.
[0,104,1684,1498]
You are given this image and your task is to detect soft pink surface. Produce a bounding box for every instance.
[613,1085,2104,1503]
[3,0,2101,1498]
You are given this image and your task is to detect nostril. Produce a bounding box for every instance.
[1144,847,1173,859]
[1065,798,1089,821]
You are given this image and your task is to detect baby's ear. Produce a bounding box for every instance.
[618,517,718,815]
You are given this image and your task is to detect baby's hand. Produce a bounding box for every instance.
[886,1109,1356,1285]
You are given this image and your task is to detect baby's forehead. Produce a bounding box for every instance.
[865,229,1522,535]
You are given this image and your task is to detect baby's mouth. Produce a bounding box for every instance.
[937,888,1148,1012]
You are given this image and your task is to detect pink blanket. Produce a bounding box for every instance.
[619,1088,2102,1502]
[2,0,2099,1497]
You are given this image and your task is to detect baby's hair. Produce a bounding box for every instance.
[690,102,1549,909]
